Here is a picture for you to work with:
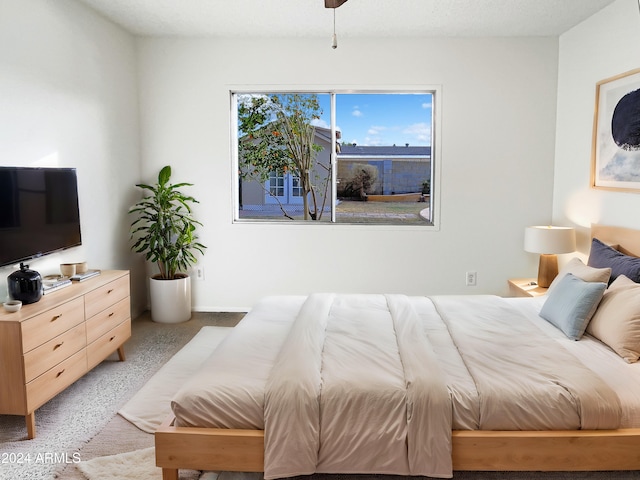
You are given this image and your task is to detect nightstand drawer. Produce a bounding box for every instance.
[87,320,131,370]
[86,297,130,344]
[23,323,86,383]
[84,275,129,319]
[26,349,87,412]
[21,297,85,353]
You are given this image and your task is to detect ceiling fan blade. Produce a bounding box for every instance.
[325,0,348,8]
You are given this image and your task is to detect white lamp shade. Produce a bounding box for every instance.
[524,226,576,254]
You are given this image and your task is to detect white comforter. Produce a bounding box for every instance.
[263,294,452,479]
[171,294,623,479]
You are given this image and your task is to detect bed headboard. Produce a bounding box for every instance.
[591,224,640,258]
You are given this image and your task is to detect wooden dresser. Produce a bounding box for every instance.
[0,270,131,439]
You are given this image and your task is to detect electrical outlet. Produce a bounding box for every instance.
[194,267,205,281]
[466,271,477,286]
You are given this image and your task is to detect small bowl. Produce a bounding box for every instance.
[75,261,88,275]
[60,263,76,277]
[3,300,22,313]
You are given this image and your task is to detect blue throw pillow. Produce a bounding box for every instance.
[539,273,606,340]
[588,237,640,284]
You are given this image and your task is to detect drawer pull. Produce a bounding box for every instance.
[53,342,64,350]
[109,336,116,342]
[107,289,114,294]
[56,369,65,378]
[51,314,63,322]
[108,312,114,317]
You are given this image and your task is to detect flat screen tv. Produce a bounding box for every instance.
[0,167,82,268]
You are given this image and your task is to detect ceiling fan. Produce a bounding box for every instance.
[325,0,348,8]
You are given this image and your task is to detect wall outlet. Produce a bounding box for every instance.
[466,271,477,286]
[193,267,205,281]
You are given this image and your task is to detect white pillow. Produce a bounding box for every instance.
[547,257,611,294]
[587,275,640,363]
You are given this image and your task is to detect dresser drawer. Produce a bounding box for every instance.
[21,297,85,353]
[87,320,131,370]
[26,349,87,412]
[84,275,129,319]
[23,323,86,383]
[86,297,130,344]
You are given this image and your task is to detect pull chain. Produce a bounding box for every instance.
[331,8,338,49]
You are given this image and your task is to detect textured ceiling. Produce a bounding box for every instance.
[76,0,618,38]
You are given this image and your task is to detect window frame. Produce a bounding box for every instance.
[230,86,441,230]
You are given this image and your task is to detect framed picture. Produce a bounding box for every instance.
[591,67,640,192]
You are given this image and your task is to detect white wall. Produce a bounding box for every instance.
[138,36,559,310]
[0,0,146,313]
[554,0,640,253]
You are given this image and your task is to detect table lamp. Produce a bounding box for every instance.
[524,226,576,288]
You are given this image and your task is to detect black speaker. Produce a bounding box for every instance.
[7,263,42,304]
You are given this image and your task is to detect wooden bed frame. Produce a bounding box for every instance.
[155,224,640,480]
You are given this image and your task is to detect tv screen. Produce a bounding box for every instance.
[0,167,82,268]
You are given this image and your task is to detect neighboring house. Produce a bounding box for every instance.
[240,127,431,213]
[239,126,333,214]
[337,144,431,196]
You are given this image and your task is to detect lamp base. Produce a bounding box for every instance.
[537,254,558,288]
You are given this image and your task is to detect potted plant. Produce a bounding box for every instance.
[128,166,206,323]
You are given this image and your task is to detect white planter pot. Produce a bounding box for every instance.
[149,275,191,323]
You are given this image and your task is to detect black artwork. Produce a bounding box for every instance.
[611,88,640,151]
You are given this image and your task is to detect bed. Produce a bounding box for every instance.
[155,224,640,480]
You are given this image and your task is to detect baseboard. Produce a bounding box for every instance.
[192,306,251,313]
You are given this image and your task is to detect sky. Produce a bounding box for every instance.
[314,93,433,147]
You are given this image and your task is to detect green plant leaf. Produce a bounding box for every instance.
[128,165,207,279]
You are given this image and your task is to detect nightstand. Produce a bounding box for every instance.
[508,278,548,297]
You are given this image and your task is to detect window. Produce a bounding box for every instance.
[233,90,436,226]
[268,171,285,198]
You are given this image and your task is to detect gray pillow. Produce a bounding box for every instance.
[588,237,640,284]
[539,273,607,340]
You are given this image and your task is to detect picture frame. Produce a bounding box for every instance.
[591,67,640,192]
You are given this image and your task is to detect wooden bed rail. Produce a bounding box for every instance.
[155,416,264,480]
[452,429,640,471]
[155,416,640,479]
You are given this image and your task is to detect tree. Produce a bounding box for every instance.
[237,94,329,220]
[337,164,379,199]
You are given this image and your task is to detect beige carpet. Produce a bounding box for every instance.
[62,326,232,480]
[76,445,266,480]
[69,326,232,479]
[76,446,262,480]
[76,447,159,480]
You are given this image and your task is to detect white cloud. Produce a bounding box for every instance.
[311,118,330,128]
[364,137,384,146]
[403,122,431,142]
[422,101,432,109]
[352,108,363,117]
[367,125,386,135]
